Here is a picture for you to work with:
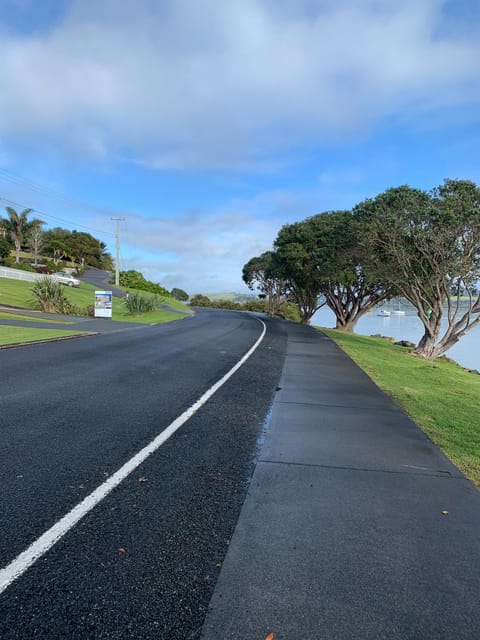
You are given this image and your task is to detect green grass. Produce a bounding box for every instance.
[0,326,88,346]
[319,328,480,487]
[0,277,189,323]
[0,278,34,308]
[0,311,72,324]
[111,303,185,324]
[119,287,191,313]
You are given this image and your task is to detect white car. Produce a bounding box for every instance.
[53,272,81,287]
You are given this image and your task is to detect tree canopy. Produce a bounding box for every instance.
[242,177,480,360]
[273,219,327,324]
[171,288,189,301]
[42,227,113,270]
[355,179,480,358]
[242,251,287,317]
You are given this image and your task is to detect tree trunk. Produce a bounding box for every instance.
[414,323,442,359]
[14,240,20,263]
[335,317,357,332]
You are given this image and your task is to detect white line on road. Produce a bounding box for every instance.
[0,319,267,595]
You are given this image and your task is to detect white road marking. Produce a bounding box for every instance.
[0,319,267,595]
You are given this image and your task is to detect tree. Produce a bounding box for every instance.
[1,207,43,263]
[242,251,288,317]
[356,180,480,359]
[171,287,189,301]
[0,234,12,260]
[42,227,113,270]
[273,211,393,329]
[274,220,327,323]
[66,230,112,269]
[307,210,393,331]
[43,228,71,265]
[28,223,44,266]
[190,294,211,306]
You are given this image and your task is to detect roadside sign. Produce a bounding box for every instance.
[94,291,113,318]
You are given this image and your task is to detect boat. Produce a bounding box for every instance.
[391,302,405,316]
[378,309,391,317]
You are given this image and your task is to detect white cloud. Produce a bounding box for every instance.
[0,0,478,170]
[117,203,291,293]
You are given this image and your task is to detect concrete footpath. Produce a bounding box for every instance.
[201,322,480,640]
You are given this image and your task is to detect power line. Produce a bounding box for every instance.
[0,195,115,238]
[0,168,119,220]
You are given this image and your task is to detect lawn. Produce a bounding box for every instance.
[0,276,190,346]
[0,277,189,323]
[320,328,480,487]
[0,326,88,346]
[0,311,72,324]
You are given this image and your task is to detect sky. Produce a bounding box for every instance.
[0,0,479,294]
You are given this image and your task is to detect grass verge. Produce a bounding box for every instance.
[319,328,480,487]
[0,312,72,324]
[0,326,88,346]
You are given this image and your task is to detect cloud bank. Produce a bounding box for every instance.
[0,0,479,170]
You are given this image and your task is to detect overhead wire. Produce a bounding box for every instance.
[0,168,117,238]
[0,168,118,220]
[0,195,115,238]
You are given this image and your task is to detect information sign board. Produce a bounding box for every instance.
[94,291,113,318]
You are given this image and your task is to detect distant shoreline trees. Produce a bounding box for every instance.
[243,178,480,360]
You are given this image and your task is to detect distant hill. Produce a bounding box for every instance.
[202,292,258,303]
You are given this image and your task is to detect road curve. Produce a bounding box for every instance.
[0,309,287,639]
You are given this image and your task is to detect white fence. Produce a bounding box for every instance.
[0,266,45,283]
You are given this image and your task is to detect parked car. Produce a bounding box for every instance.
[53,272,80,287]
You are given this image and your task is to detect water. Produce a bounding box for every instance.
[312,304,480,371]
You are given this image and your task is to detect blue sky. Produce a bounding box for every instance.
[0,0,479,293]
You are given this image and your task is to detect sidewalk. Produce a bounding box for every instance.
[201,322,480,640]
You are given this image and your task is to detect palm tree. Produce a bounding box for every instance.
[2,207,44,263]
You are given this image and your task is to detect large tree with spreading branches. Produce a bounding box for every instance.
[355,179,480,359]
[242,251,288,317]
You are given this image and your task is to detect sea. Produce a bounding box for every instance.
[311,303,480,371]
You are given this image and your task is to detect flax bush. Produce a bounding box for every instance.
[30,276,72,314]
[124,293,158,314]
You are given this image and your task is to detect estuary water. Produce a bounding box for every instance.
[312,303,480,371]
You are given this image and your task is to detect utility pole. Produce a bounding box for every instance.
[111,217,125,286]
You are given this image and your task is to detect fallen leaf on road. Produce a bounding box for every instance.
[441,510,449,515]
[118,548,126,554]
[265,634,275,640]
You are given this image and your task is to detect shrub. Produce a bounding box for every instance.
[34,265,53,274]
[276,301,301,322]
[1,256,15,267]
[124,293,158,314]
[244,299,269,313]
[14,262,36,272]
[30,276,72,314]
[0,236,11,259]
[190,294,212,306]
[45,260,60,272]
[171,287,189,301]
[119,270,169,296]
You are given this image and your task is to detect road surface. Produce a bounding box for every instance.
[0,309,286,639]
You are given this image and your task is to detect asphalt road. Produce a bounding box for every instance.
[0,309,287,639]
